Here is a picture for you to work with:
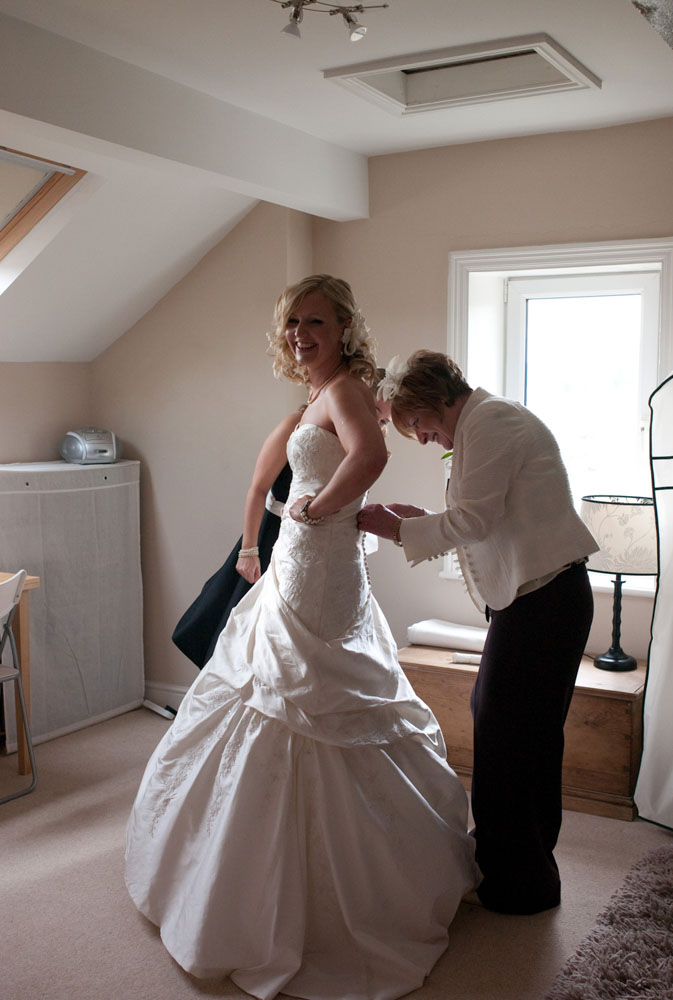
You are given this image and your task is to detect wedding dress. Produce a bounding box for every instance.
[125,423,479,1000]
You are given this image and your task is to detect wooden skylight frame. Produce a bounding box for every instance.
[0,147,86,263]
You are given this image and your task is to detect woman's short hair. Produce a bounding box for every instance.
[267,274,377,386]
[391,350,471,439]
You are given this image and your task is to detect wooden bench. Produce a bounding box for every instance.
[399,645,646,821]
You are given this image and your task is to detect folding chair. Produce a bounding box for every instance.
[0,570,38,804]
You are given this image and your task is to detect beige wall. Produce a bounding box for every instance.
[90,201,311,688]
[0,363,91,464]
[312,117,673,663]
[5,118,672,691]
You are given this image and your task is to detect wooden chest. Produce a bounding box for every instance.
[398,645,646,821]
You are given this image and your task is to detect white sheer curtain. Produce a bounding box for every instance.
[635,373,673,828]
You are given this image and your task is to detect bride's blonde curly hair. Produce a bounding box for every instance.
[267,274,378,387]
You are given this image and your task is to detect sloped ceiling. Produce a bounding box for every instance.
[1,0,673,362]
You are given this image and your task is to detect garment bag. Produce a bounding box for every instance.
[635,372,673,828]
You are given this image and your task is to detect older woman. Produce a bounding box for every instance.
[359,349,598,915]
[126,284,478,1000]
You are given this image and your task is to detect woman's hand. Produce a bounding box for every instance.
[387,503,426,518]
[236,554,261,584]
[357,503,401,540]
[289,494,317,523]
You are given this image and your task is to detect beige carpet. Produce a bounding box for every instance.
[2,708,672,1000]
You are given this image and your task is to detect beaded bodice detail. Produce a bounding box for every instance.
[272,423,368,641]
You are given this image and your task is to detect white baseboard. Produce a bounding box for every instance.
[3,685,188,754]
[4,699,144,753]
[144,680,189,713]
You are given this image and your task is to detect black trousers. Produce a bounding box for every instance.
[471,561,593,914]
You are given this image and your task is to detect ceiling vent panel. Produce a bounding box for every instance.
[324,34,601,115]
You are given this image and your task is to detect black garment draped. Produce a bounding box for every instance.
[172,463,293,670]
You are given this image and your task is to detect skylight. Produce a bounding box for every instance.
[0,147,86,263]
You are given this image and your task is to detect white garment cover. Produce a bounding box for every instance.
[635,373,673,828]
[126,425,478,1000]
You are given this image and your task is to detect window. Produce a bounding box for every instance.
[0,146,86,264]
[505,270,659,501]
[444,238,673,588]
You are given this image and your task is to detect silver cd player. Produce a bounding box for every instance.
[59,428,121,464]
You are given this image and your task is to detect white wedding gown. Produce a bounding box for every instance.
[125,424,479,1000]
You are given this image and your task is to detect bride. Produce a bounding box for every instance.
[125,275,479,1000]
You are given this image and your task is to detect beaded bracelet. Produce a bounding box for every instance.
[238,546,259,558]
[299,498,324,525]
[392,516,404,547]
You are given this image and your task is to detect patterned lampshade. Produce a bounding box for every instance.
[580,495,658,576]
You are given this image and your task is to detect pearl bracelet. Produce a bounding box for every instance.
[238,546,259,558]
[392,516,404,547]
[299,498,324,525]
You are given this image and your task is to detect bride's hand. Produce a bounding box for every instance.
[289,494,317,523]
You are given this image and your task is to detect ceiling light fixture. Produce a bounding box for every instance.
[281,4,303,37]
[339,11,367,41]
[270,1,388,42]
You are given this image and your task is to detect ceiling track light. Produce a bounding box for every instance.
[281,3,304,36]
[333,9,367,41]
[270,1,388,42]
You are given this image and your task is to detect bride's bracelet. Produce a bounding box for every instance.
[299,498,324,526]
[238,546,259,558]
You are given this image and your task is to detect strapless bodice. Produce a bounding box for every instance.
[273,423,368,640]
[285,423,365,521]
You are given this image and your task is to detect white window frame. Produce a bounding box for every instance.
[443,237,673,587]
[505,270,661,431]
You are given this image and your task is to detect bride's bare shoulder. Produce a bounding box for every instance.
[328,372,375,406]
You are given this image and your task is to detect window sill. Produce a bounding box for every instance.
[440,565,656,599]
[588,571,656,598]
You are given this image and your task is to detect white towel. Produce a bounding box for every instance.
[407,618,488,652]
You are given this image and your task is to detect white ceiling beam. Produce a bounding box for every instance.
[0,13,368,222]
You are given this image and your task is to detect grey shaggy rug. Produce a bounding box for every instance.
[546,845,673,1000]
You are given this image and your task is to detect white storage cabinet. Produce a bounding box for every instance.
[0,460,143,749]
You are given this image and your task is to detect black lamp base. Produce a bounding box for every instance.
[593,572,638,671]
[593,647,637,672]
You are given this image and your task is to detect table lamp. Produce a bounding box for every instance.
[580,495,657,671]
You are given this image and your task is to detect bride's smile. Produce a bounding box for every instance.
[285,289,348,375]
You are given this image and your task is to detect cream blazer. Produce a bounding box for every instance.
[400,388,599,611]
